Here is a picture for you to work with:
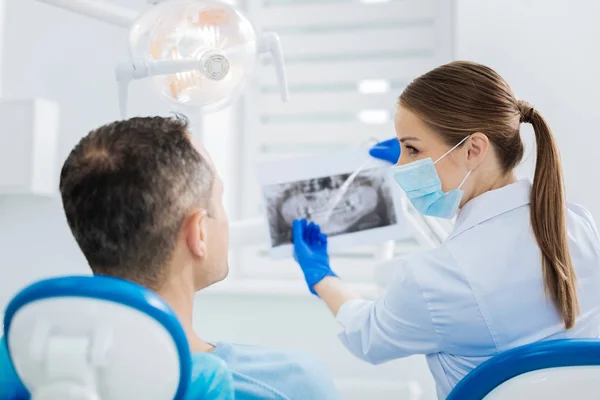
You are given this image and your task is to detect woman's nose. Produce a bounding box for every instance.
[396,153,409,166]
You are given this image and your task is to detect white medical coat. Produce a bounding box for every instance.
[336,179,600,399]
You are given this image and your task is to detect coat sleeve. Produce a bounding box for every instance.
[335,259,439,364]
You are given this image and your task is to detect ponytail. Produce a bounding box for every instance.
[519,100,579,329]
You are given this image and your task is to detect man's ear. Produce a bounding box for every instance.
[185,209,208,259]
[466,132,489,169]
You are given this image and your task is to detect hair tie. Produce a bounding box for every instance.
[518,100,535,124]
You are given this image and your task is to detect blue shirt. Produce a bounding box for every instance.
[336,179,600,399]
[206,342,340,400]
[1,336,339,400]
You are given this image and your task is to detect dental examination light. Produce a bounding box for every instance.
[35,0,289,248]
[116,0,289,118]
[36,0,289,118]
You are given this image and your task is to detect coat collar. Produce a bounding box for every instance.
[448,179,532,240]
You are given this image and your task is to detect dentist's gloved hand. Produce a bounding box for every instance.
[369,138,400,164]
[292,219,338,296]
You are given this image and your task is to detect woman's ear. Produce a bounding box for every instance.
[466,132,489,169]
[185,209,208,259]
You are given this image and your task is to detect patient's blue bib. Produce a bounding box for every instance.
[208,342,340,400]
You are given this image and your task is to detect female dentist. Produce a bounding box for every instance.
[291,61,600,399]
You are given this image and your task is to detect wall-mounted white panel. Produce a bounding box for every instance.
[0,98,60,196]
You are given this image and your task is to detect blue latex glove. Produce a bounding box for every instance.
[292,219,338,295]
[369,138,400,164]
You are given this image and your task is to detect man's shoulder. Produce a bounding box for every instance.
[209,342,340,400]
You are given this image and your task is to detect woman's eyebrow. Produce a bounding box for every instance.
[399,136,420,143]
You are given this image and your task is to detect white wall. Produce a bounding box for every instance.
[1,1,600,399]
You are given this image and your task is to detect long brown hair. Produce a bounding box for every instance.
[399,61,578,329]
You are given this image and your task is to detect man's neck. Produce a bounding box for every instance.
[157,274,214,354]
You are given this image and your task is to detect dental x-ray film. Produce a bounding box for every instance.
[257,149,408,258]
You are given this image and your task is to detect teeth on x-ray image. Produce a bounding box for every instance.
[263,168,398,248]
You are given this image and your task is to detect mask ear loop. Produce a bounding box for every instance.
[457,170,472,189]
[433,135,471,165]
[432,135,473,191]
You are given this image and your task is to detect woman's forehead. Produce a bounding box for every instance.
[394,106,434,140]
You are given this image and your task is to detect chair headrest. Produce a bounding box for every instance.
[4,275,191,400]
[447,339,600,400]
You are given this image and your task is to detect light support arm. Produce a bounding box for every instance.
[115,58,206,118]
[35,0,138,29]
[258,32,289,102]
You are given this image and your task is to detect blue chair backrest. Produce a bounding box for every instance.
[0,335,28,399]
[1,275,234,400]
[447,339,600,400]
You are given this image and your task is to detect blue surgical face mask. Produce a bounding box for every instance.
[391,136,472,219]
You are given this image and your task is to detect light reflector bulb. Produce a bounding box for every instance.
[128,0,259,112]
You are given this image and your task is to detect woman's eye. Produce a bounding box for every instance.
[405,145,419,155]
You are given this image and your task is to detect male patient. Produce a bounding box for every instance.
[0,116,340,400]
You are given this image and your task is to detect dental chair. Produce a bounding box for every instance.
[447,339,600,400]
[2,276,234,400]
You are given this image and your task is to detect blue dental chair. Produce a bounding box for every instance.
[1,276,234,400]
[447,338,600,399]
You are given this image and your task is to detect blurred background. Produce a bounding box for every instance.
[0,0,598,398]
